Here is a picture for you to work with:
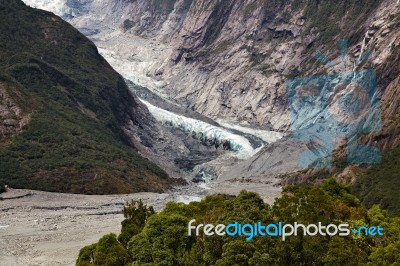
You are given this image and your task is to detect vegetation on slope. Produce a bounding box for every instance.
[77,179,400,265]
[353,146,400,216]
[283,144,400,216]
[0,0,171,194]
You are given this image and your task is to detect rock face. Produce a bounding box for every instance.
[22,0,400,191]
[0,82,33,146]
[29,0,398,133]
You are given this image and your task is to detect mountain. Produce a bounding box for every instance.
[22,0,400,212]
[30,0,397,129]
[30,0,399,153]
[0,0,185,194]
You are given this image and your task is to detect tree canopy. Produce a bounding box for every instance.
[77,179,400,266]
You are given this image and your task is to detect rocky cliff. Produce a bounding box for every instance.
[53,1,399,160]
[37,0,398,131]
[23,0,400,212]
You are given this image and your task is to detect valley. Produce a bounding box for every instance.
[1,1,399,264]
[16,0,400,206]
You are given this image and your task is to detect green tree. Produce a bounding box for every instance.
[215,240,255,266]
[128,211,193,265]
[93,233,130,266]
[321,178,361,206]
[368,240,400,265]
[248,251,272,266]
[76,234,130,266]
[118,200,155,246]
[323,237,368,266]
[76,180,400,266]
[76,243,96,266]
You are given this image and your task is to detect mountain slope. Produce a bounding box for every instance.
[22,0,400,212]
[23,0,400,143]
[47,0,389,129]
[0,0,177,194]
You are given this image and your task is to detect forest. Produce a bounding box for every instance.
[76,179,400,266]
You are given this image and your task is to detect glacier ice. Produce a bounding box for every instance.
[141,100,261,159]
[22,0,72,17]
[216,120,284,144]
[17,4,284,161]
[98,48,168,93]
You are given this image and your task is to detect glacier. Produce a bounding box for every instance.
[22,0,72,17]
[20,1,284,162]
[97,47,172,98]
[216,120,284,144]
[141,99,263,160]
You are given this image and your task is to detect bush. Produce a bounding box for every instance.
[77,179,400,266]
[76,234,130,266]
[118,200,155,246]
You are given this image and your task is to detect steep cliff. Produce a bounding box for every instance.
[23,0,400,212]
[0,0,184,194]
[41,0,397,130]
